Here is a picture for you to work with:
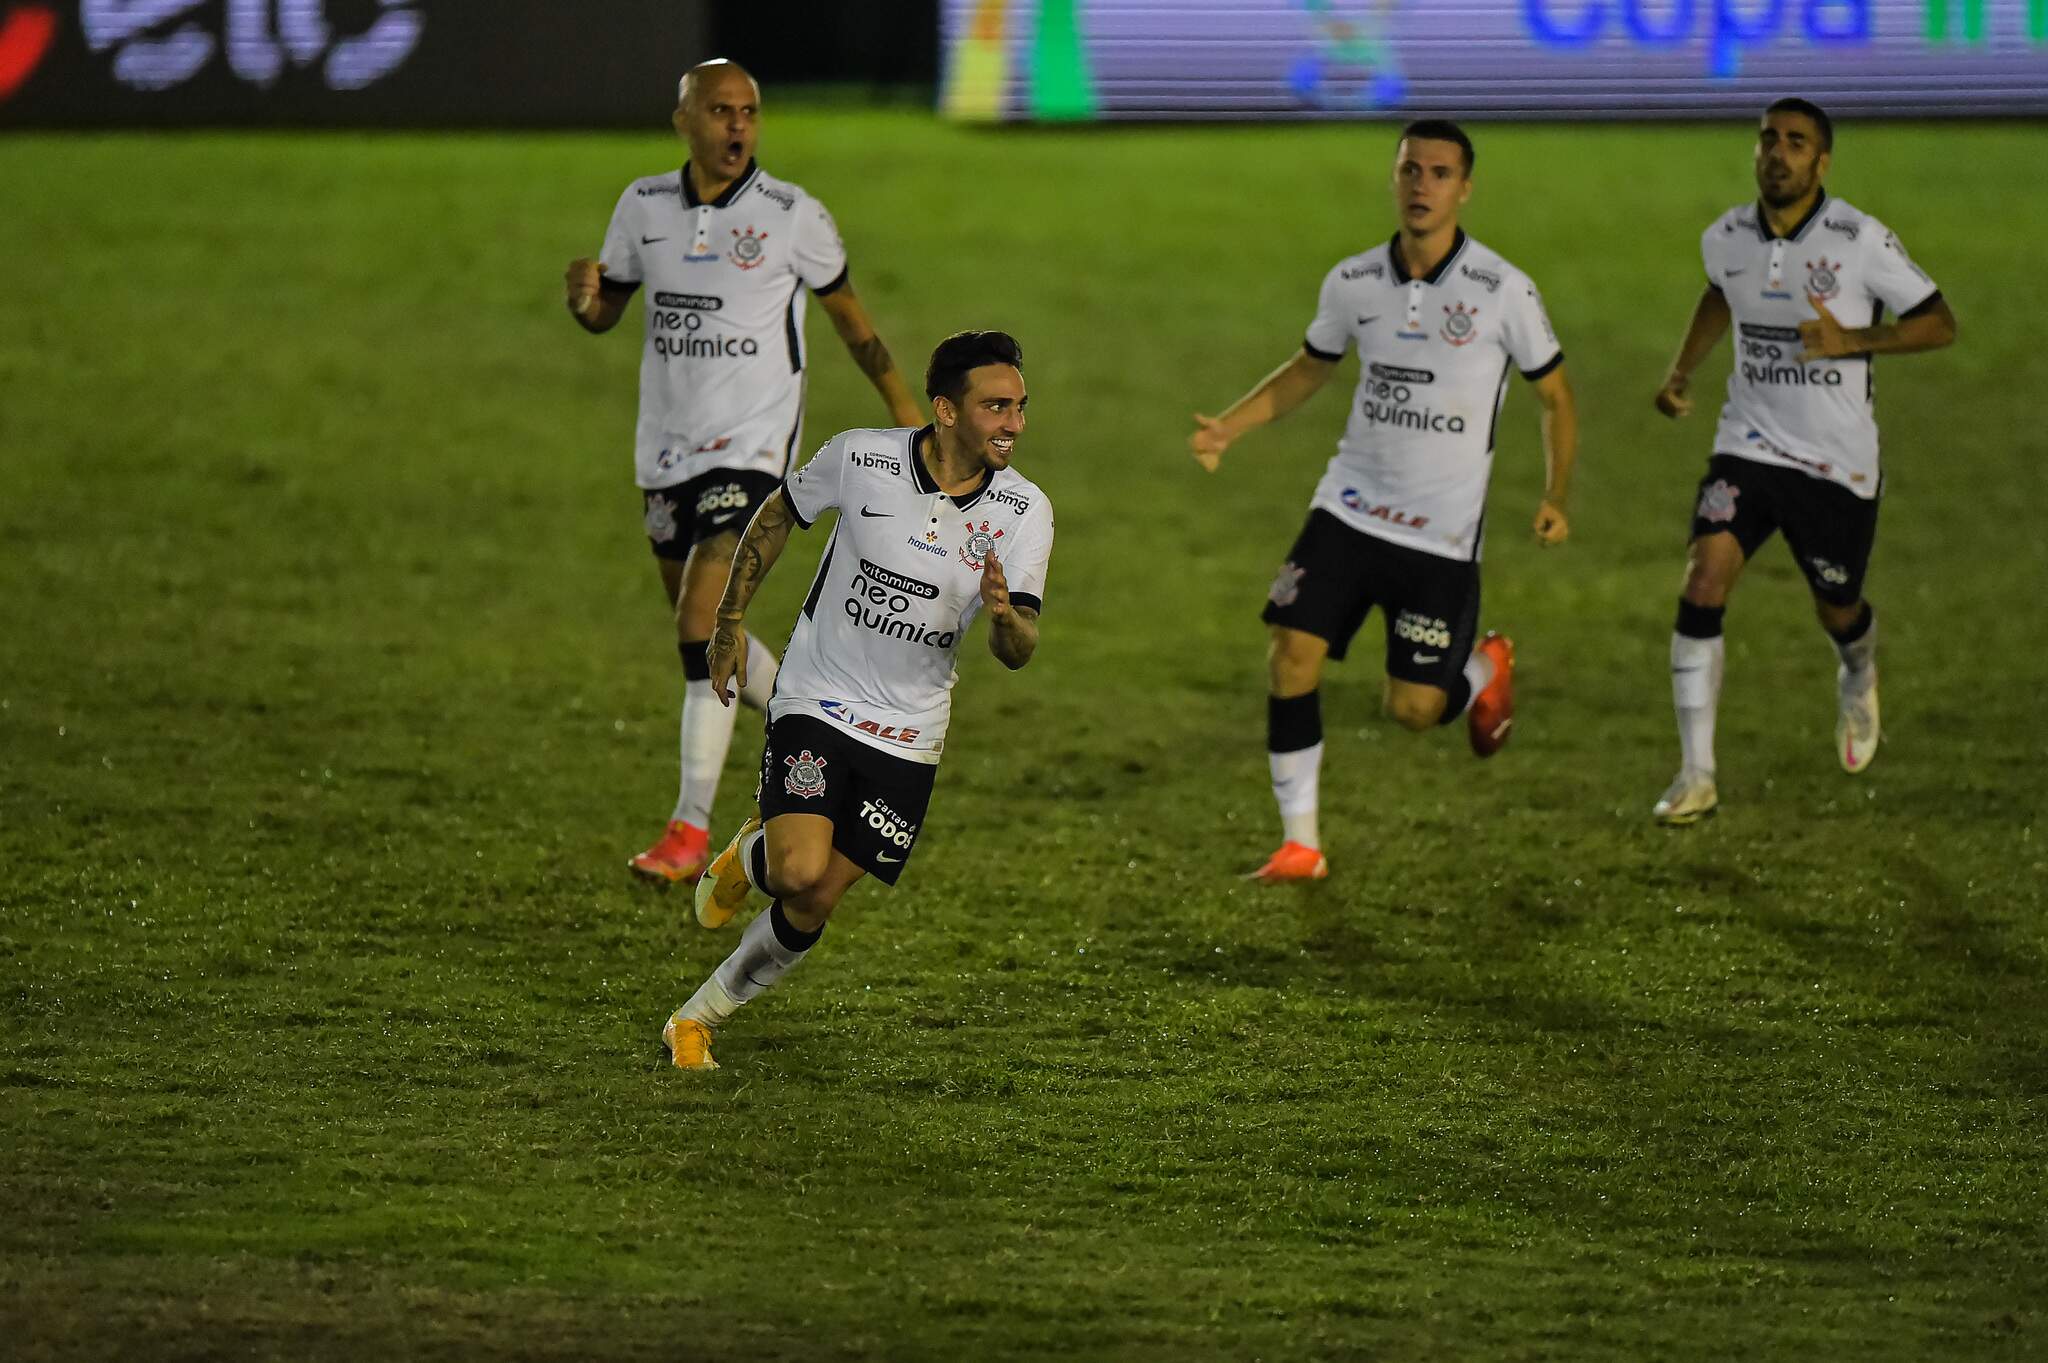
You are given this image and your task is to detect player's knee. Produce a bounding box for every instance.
[780,886,840,930]
[765,844,831,899]
[1813,595,1862,634]
[1386,688,1444,731]
[1267,633,1324,695]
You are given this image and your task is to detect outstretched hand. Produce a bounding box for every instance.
[1188,414,1232,472]
[706,618,748,708]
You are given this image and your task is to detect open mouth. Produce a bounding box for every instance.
[989,436,1015,457]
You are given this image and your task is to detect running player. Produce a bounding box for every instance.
[565,59,924,885]
[660,331,1052,1070]
[1650,98,1957,825]
[1189,119,1578,882]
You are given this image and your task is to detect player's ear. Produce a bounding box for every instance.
[934,395,956,428]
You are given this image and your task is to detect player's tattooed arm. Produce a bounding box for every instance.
[818,283,925,427]
[979,548,1039,669]
[706,490,797,706]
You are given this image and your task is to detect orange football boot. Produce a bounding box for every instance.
[661,1014,718,1070]
[1467,631,1515,757]
[1247,840,1330,882]
[629,820,711,886]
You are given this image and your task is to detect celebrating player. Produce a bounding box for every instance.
[565,59,924,885]
[659,331,1053,1070]
[1189,120,1578,882]
[1649,99,1957,825]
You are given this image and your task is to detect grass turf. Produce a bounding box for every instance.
[2,114,2044,1360]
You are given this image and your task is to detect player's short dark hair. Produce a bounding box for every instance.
[1398,119,1474,174]
[1764,97,1833,151]
[925,330,1024,404]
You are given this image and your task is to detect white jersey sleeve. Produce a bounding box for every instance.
[1860,218,1939,316]
[598,187,644,286]
[1701,219,1729,290]
[792,196,850,294]
[1501,274,1563,378]
[784,432,849,528]
[1304,264,1353,360]
[1002,498,1054,614]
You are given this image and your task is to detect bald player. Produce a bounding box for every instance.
[566,60,925,885]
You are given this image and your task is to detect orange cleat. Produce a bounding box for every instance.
[1467,631,1515,757]
[661,1014,718,1070]
[1246,840,1329,882]
[628,820,711,886]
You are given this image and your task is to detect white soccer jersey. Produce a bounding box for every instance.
[1702,191,1940,499]
[770,427,1055,765]
[1302,230,1562,562]
[598,161,849,490]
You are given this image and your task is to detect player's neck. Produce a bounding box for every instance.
[1395,223,1459,280]
[921,428,990,496]
[1760,186,1823,239]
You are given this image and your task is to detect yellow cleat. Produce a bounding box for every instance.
[692,815,762,930]
[662,1014,718,1070]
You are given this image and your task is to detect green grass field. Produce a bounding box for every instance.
[3,113,2045,1361]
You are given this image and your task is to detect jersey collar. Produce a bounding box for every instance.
[1387,228,1468,285]
[1753,187,1828,243]
[910,425,996,508]
[680,159,760,209]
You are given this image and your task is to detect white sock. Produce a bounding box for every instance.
[1834,609,1877,701]
[673,678,739,827]
[1457,650,1495,716]
[739,632,780,711]
[1671,632,1724,776]
[740,825,768,893]
[678,902,818,1027]
[1269,742,1323,849]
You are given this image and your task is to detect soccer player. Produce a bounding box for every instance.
[1649,99,1957,825]
[659,332,1053,1070]
[565,59,924,885]
[1188,119,1577,882]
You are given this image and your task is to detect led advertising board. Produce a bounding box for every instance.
[940,0,2048,120]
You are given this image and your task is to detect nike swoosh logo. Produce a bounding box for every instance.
[1356,315,1379,326]
[859,507,892,518]
[877,852,902,863]
[642,235,668,245]
[1724,268,1746,277]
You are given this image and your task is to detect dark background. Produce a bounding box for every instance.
[0,1,942,129]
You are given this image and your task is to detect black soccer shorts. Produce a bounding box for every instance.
[1689,453,1881,606]
[1260,509,1480,691]
[640,468,783,563]
[755,712,936,887]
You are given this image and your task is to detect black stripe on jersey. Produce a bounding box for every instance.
[910,427,940,493]
[800,527,839,620]
[1388,229,1468,285]
[599,277,641,297]
[1010,592,1042,615]
[1754,188,1827,242]
[784,481,816,530]
[783,280,803,374]
[1900,289,1944,320]
[1484,356,1512,453]
[1867,300,1882,402]
[1521,351,1564,383]
[681,160,760,209]
[1304,336,1344,363]
[779,410,802,479]
[813,265,850,297]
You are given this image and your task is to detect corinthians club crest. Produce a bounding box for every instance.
[1697,478,1740,524]
[783,749,828,798]
[1440,301,1480,346]
[959,519,1005,570]
[728,226,769,270]
[1805,258,1843,302]
[643,493,679,543]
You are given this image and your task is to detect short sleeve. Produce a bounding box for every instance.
[1004,499,1054,616]
[1701,224,1724,291]
[1860,218,1938,316]
[1304,265,1352,362]
[794,196,850,295]
[1503,276,1563,380]
[598,187,643,287]
[783,434,848,528]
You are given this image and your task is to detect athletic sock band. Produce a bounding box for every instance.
[768,900,822,952]
[1675,599,1726,640]
[679,640,710,681]
[1267,691,1322,754]
[1827,601,1874,646]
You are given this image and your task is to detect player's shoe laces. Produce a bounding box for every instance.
[693,815,762,930]
[629,820,710,886]
[1652,768,1719,826]
[661,1013,718,1071]
[1246,840,1329,882]
[1837,667,1880,774]
[1467,631,1516,757]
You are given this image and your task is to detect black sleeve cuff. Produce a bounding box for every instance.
[812,265,850,297]
[781,482,816,530]
[1521,351,1564,382]
[1302,337,1344,363]
[599,276,641,297]
[1009,592,1042,615]
[1900,289,1944,320]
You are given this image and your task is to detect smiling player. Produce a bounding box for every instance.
[565,59,923,886]
[1189,119,1579,882]
[659,331,1053,1070]
[1649,99,1958,825]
